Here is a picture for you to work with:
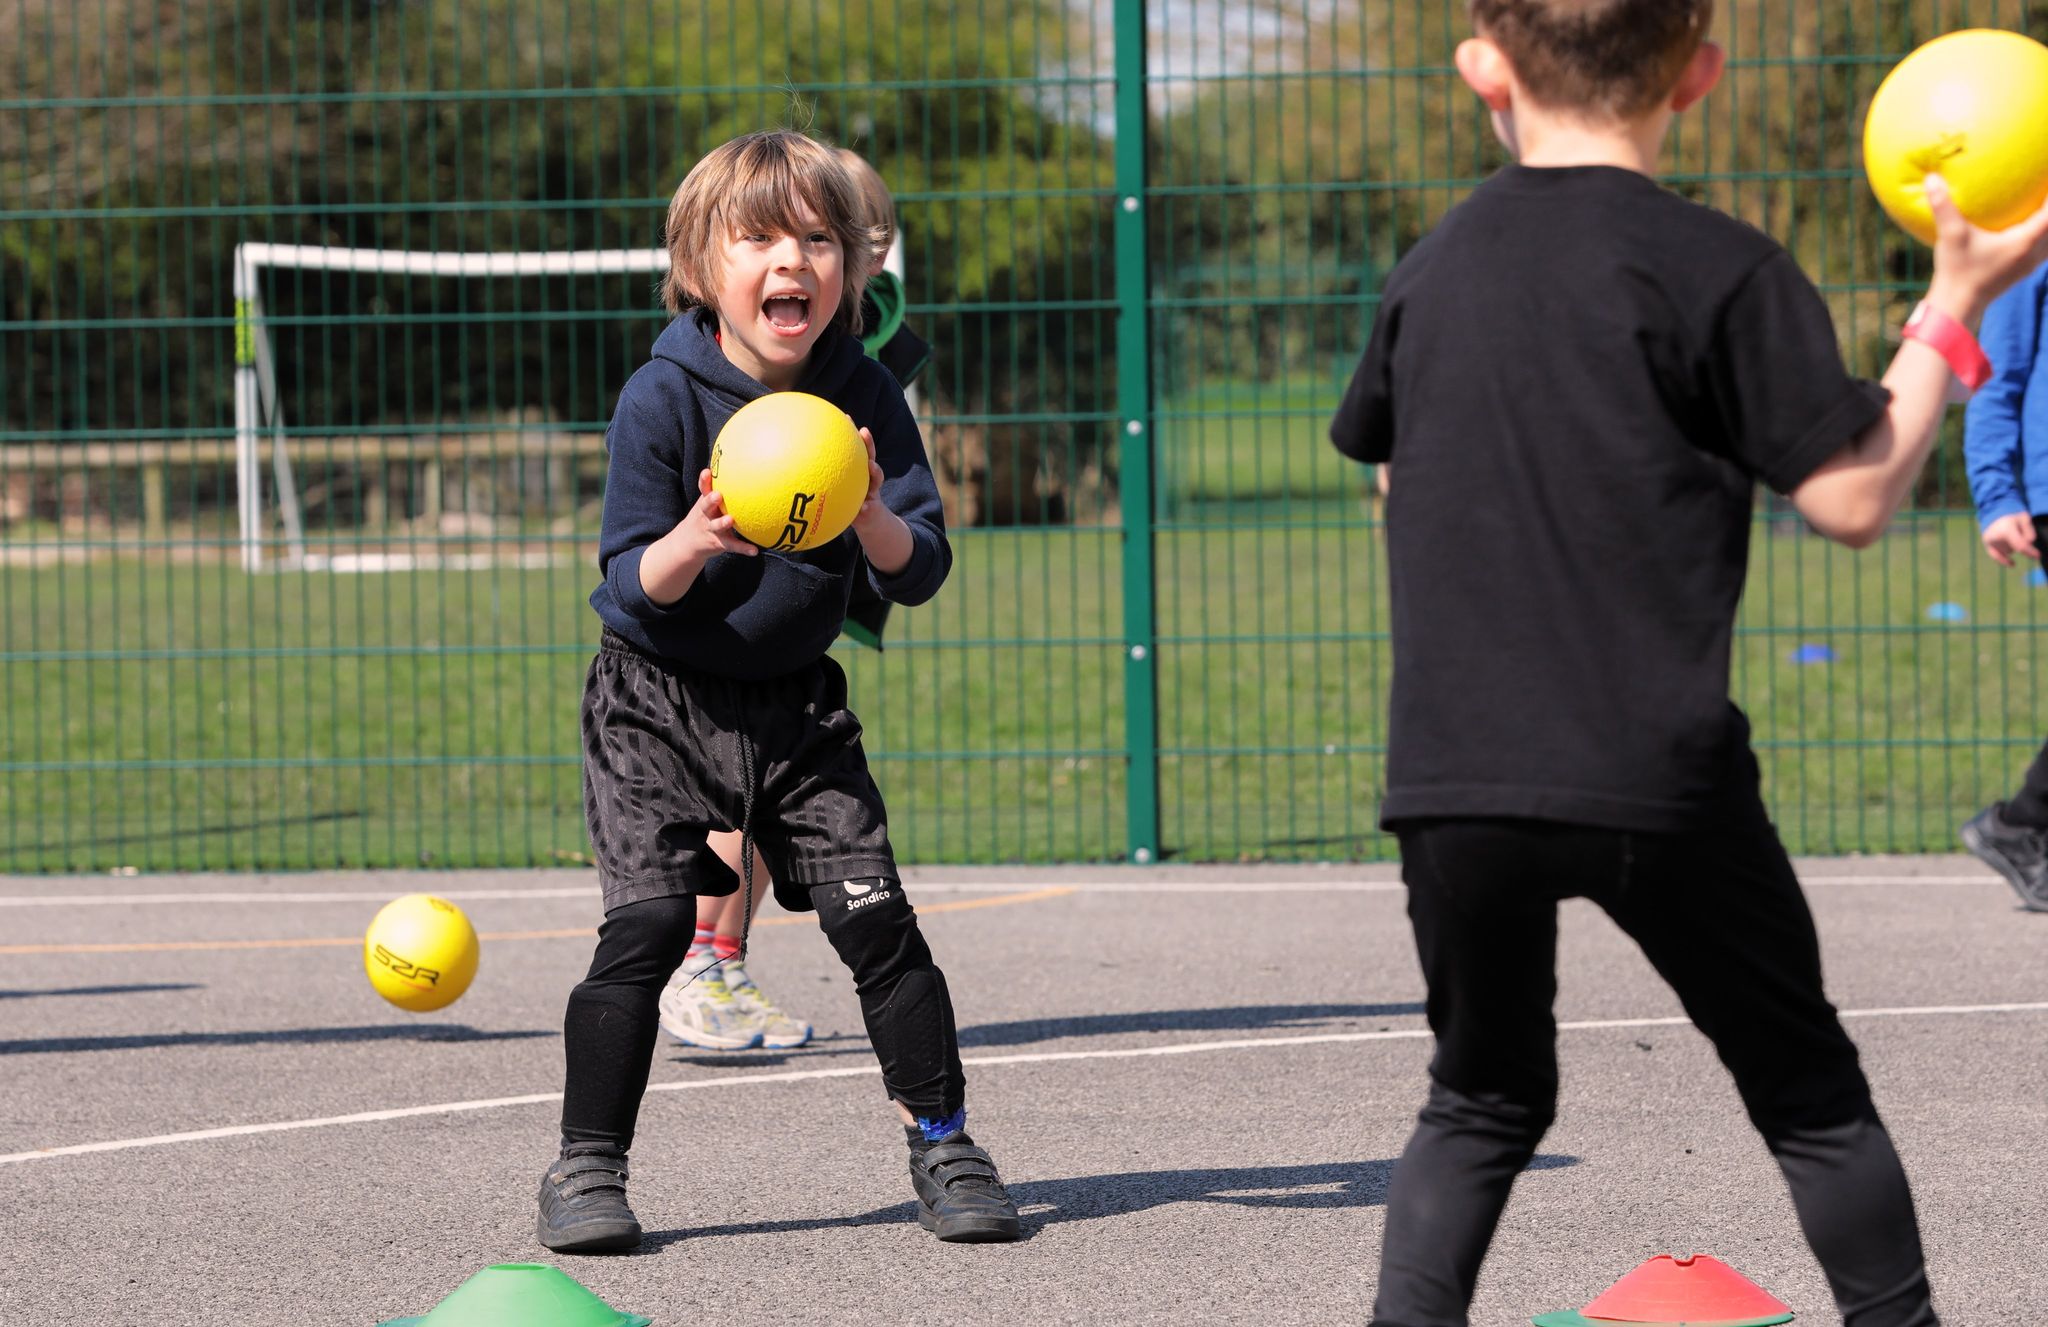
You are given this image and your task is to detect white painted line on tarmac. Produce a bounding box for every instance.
[1797,876,2004,887]
[3,999,2042,1167]
[920,882,1407,894]
[0,883,1399,905]
[0,1091,571,1164]
[0,873,2002,907]
[1838,1001,2048,1019]
[1,889,1073,956]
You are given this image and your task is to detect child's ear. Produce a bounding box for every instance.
[1454,37,1514,112]
[1669,40,1725,112]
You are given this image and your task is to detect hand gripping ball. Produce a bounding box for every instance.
[710,392,869,552]
[364,894,480,1012]
[1863,29,2048,245]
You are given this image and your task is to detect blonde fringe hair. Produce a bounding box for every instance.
[661,130,889,332]
[834,148,897,257]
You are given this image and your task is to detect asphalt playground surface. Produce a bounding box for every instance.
[2,857,2043,1325]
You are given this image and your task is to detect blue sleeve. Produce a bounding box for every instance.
[597,369,694,620]
[1964,274,2042,528]
[863,380,952,606]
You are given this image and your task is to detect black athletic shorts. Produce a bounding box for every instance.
[581,629,897,913]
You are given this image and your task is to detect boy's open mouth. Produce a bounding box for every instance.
[763,294,811,337]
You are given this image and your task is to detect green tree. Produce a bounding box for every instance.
[2,0,1115,527]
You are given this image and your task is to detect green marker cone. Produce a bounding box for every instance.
[378,1263,652,1327]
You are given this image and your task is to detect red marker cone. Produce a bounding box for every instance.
[1531,1252,1793,1326]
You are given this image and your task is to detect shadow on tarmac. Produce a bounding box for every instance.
[0,983,203,1000]
[636,1155,1576,1248]
[659,1004,1429,1070]
[957,1003,1428,1048]
[22,809,362,855]
[0,1024,552,1055]
[664,1032,872,1070]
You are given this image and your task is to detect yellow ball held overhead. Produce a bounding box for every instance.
[364,893,480,1013]
[710,392,869,553]
[1863,28,2048,246]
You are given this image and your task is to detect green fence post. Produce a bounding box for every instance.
[1113,0,1159,864]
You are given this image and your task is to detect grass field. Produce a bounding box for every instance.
[4,498,2043,871]
[3,386,2040,870]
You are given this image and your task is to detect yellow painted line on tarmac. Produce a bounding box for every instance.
[5,934,374,955]
[0,885,1074,956]
[906,884,1074,913]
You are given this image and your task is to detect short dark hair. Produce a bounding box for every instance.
[1469,0,1713,119]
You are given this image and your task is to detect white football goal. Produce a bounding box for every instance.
[231,240,913,573]
[230,243,667,573]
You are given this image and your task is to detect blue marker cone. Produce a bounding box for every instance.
[1790,643,1835,665]
[1925,601,1968,623]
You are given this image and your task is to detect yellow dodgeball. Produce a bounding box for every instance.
[364,893,480,1012]
[1863,29,2048,245]
[710,392,870,553]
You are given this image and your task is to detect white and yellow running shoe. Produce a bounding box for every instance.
[719,959,814,1050]
[657,964,763,1051]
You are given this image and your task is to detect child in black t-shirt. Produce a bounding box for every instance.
[839,147,933,650]
[840,149,934,396]
[1329,3,2048,1324]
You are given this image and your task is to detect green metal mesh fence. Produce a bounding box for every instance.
[2,1,2043,871]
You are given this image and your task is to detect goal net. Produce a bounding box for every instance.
[231,243,667,573]
[232,240,914,573]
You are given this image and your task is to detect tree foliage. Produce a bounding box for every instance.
[2,0,1113,495]
[6,0,2044,516]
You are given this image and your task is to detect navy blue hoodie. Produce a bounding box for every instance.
[590,309,951,678]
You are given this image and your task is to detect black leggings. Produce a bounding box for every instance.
[2003,735,2048,828]
[559,879,963,1152]
[1370,807,1935,1327]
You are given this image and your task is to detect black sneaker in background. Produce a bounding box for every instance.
[1961,802,2048,912]
[537,1149,642,1253]
[906,1130,1021,1243]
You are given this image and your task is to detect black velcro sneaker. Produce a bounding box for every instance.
[537,1151,642,1254]
[908,1135,1021,1243]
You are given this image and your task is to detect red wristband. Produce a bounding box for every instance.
[1902,300,1992,395]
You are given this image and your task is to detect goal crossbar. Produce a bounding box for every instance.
[229,238,910,572]
[230,243,670,571]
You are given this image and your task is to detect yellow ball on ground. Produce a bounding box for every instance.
[1863,28,2048,245]
[364,894,479,1012]
[710,392,868,552]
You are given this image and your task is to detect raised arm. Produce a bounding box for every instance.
[1791,180,2048,548]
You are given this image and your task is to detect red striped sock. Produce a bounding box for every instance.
[713,933,742,962]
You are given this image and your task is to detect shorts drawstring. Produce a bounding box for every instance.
[734,719,759,963]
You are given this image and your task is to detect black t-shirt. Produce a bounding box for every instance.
[1330,164,1889,832]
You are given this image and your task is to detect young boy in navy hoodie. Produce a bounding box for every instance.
[659,147,940,1056]
[1330,2,2048,1323]
[537,129,1019,1253]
